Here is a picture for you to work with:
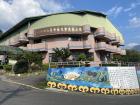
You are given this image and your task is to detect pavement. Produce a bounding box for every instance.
[0,75,140,105]
[5,72,46,86]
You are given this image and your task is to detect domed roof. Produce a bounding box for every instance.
[1,10,124,44]
[30,12,124,44]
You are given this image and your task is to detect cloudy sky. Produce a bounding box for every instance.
[0,0,140,47]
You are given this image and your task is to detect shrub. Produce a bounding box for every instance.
[87,57,94,61]
[34,80,47,89]
[51,64,58,68]
[42,63,49,71]
[31,63,41,71]
[13,59,29,74]
[3,64,12,72]
[100,63,118,66]
[78,53,87,61]
[0,65,3,69]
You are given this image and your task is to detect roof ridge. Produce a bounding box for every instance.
[25,10,106,19]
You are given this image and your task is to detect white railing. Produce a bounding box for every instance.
[49,61,140,68]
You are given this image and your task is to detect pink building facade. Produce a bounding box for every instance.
[0,11,126,65]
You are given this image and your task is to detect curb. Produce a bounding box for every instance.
[1,79,139,97]
[1,78,68,93]
[2,79,44,91]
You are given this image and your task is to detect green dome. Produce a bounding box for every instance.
[31,13,124,44]
[0,10,124,44]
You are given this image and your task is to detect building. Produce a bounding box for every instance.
[0,10,126,65]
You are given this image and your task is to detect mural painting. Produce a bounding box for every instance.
[47,66,140,95]
[136,67,140,85]
[47,67,112,88]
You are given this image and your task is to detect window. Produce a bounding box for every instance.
[71,36,81,41]
[34,39,41,44]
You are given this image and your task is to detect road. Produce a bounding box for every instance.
[0,80,140,105]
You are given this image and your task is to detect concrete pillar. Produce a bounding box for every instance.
[87,33,102,66]
[43,52,49,64]
[83,24,91,34]
[28,28,34,44]
[94,51,101,64]
[28,28,34,37]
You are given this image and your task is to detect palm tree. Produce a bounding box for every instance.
[53,48,62,61]
[53,48,71,62]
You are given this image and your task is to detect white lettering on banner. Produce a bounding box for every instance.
[108,67,139,89]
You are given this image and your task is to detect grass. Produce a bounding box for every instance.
[5,70,46,77]
[33,80,47,89]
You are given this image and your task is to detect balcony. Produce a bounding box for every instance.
[95,42,107,51]
[27,29,34,38]
[108,32,116,41]
[9,41,19,46]
[68,41,91,49]
[19,47,28,50]
[9,38,20,46]
[19,33,29,43]
[95,42,126,55]
[27,42,48,51]
[82,25,91,34]
[94,27,115,41]
[116,48,126,55]
[95,42,117,52]
[109,45,118,53]
[110,33,121,45]
[120,49,126,55]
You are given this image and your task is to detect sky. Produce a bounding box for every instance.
[0,0,140,48]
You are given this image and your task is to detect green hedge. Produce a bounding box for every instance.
[31,63,41,71]
[3,64,12,72]
[42,64,49,71]
[100,63,130,66]
[100,64,118,66]
[13,59,28,74]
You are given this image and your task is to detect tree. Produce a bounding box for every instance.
[53,48,71,62]
[78,53,87,61]
[21,51,43,71]
[61,48,71,61]
[0,29,3,35]
[9,50,43,72]
[113,49,140,62]
[53,48,62,61]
